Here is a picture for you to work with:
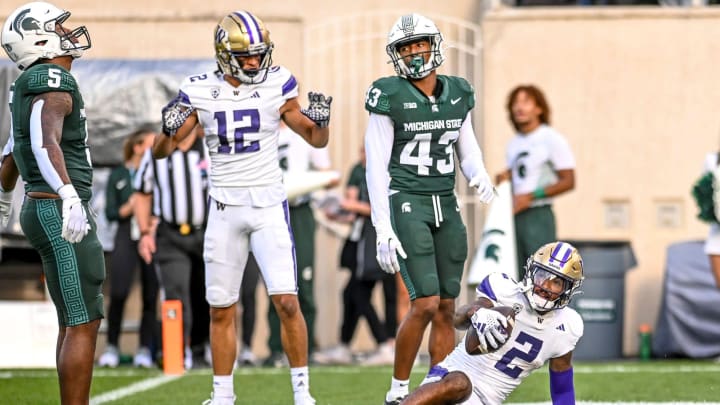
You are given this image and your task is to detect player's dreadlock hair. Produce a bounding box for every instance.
[506,84,551,132]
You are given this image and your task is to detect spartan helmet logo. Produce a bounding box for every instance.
[482,229,505,263]
[400,14,415,36]
[12,9,41,39]
[484,244,500,263]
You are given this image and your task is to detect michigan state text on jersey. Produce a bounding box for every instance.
[365,75,474,194]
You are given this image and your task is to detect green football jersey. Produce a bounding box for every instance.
[365,75,475,195]
[10,63,93,200]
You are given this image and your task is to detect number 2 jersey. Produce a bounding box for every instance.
[175,67,298,206]
[364,75,475,195]
[442,272,583,405]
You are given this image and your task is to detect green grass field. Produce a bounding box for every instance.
[2,360,719,404]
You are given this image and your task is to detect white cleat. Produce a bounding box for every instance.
[203,342,213,367]
[201,393,236,405]
[98,345,119,368]
[184,346,193,370]
[311,344,352,365]
[237,347,257,367]
[293,392,316,405]
[362,341,394,366]
[133,346,154,368]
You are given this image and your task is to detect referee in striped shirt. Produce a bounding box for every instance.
[133,128,209,369]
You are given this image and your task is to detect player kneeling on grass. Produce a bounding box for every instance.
[402,241,585,405]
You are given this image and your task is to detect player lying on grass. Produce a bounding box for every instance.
[402,241,585,405]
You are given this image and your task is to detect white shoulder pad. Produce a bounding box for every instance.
[180,71,220,87]
[475,272,522,304]
[178,71,223,103]
[559,306,584,341]
[267,66,298,100]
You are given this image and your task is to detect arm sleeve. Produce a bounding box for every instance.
[3,124,14,157]
[550,367,575,405]
[29,100,64,192]
[455,112,487,181]
[364,113,394,232]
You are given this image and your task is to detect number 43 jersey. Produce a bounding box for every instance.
[450,272,583,404]
[177,67,299,201]
[364,75,475,195]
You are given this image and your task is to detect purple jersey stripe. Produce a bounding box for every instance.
[282,75,297,96]
[476,275,497,302]
[178,90,190,105]
[234,12,256,44]
[282,200,298,292]
[426,365,449,380]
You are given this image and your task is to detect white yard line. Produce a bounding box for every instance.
[89,374,180,405]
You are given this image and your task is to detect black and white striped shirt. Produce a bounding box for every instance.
[134,139,208,227]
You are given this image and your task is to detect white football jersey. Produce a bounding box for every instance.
[505,124,575,207]
[703,152,719,173]
[446,272,583,405]
[177,66,299,205]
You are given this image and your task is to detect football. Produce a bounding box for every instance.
[465,305,516,355]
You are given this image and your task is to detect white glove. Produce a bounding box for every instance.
[375,228,407,274]
[470,307,509,353]
[0,188,13,227]
[469,171,495,204]
[58,184,90,244]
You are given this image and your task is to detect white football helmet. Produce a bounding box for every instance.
[1,2,90,71]
[214,11,274,84]
[386,13,445,80]
[523,241,584,312]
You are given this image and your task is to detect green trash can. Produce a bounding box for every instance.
[566,240,637,360]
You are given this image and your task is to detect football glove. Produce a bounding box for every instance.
[469,171,495,204]
[375,228,407,274]
[470,307,509,353]
[300,92,333,128]
[162,95,195,137]
[58,184,91,244]
[0,188,13,227]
